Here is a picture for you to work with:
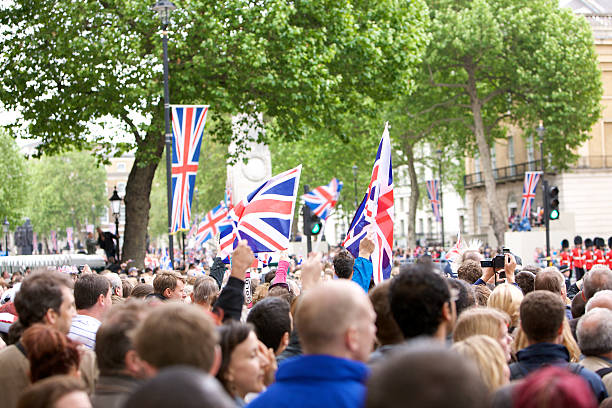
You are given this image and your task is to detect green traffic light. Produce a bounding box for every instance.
[549,209,559,220]
[311,223,321,234]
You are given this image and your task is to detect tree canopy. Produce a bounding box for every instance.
[0,129,27,226]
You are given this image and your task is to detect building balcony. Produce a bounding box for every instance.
[464,160,543,189]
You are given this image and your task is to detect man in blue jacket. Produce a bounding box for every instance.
[333,233,376,293]
[246,280,376,408]
[510,290,608,403]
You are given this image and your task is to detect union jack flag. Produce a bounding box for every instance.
[446,232,462,263]
[160,250,172,271]
[66,227,74,251]
[302,178,343,221]
[219,165,302,258]
[343,123,394,284]
[195,202,230,246]
[521,171,542,219]
[170,105,209,234]
[426,179,441,222]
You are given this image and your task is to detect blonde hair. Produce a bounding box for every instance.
[488,283,523,328]
[452,335,508,391]
[512,319,580,362]
[453,307,509,342]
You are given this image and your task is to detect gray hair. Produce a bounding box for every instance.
[192,276,219,305]
[577,307,612,356]
[585,290,612,313]
[102,272,122,290]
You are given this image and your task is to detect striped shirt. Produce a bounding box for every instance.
[68,314,101,350]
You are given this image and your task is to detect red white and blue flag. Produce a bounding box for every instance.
[219,165,302,258]
[195,202,230,246]
[302,178,343,221]
[426,179,441,222]
[170,105,209,234]
[521,171,542,219]
[343,123,394,284]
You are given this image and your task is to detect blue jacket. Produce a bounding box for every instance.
[246,355,369,408]
[510,343,608,402]
[352,257,373,293]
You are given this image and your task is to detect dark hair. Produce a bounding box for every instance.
[521,264,542,275]
[247,297,291,352]
[390,264,450,339]
[448,279,475,316]
[130,283,154,299]
[74,274,111,310]
[216,322,253,394]
[264,271,275,284]
[153,271,184,295]
[572,291,587,319]
[516,271,535,295]
[473,285,491,306]
[17,375,86,408]
[123,366,234,408]
[122,279,133,298]
[96,301,148,376]
[365,340,489,408]
[20,324,81,382]
[457,260,482,284]
[369,280,403,346]
[535,268,564,295]
[14,271,73,328]
[333,250,355,279]
[268,284,296,306]
[584,268,612,300]
[520,290,565,343]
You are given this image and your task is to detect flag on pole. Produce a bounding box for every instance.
[426,179,441,222]
[521,171,542,219]
[195,202,230,246]
[343,123,394,284]
[446,232,462,263]
[302,178,343,221]
[219,165,302,258]
[170,105,209,234]
[66,227,74,251]
[160,250,172,271]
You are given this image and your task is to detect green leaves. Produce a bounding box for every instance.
[0,130,28,225]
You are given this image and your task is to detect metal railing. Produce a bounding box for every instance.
[464,160,543,188]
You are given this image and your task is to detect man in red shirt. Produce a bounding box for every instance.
[606,237,612,270]
[559,239,572,281]
[572,235,586,281]
[585,238,594,272]
[594,237,606,268]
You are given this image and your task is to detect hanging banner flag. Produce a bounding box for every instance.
[426,179,441,222]
[343,123,394,284]
[521,171,542,219]
[302,178,343,221]
[51,230,58,253]
[32,232,38,254]
[66,227,74,251]
[170,105,209,234]
[219,165,302,258]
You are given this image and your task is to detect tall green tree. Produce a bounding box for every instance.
[416,0,601,245]
[0,129,27,226]
[0,0,429,266]
[27,151,107,239]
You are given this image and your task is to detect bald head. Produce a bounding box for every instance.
[586,290,612,313]
[295,280,375,361]
[584,268,612,299]
[577,308,612,357]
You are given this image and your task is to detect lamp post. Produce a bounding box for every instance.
[437,149,445,248]
[352,165,359,211]
[153,0,177,267]
[109,187,122,262]
[536,121,550,265]
[3,217,8,256]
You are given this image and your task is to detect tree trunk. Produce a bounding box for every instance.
[467,67,506,246]
[405,142,419,249]
[122,130,165,267]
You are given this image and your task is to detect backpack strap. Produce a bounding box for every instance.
[596,367,612,378]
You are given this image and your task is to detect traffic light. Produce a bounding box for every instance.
[548,186,559,220]
[309,214,322,235]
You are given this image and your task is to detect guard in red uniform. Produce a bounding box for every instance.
[585,238,594,272]
[594,237,606,267]
[572,235,586,281]
[607,237,612,270]
[559,239,572,278]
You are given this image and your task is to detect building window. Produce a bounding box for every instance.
[459,215,465,233]
[117,182,126,195]
[491,147,497,178]
[475,201,483,233]
[117,162,126,172]
[427,218,433,235]
[400,220,405,237]
[419,218,424,234]
[507,194,518,221]
[508,136,515,176]
[100,206,109,224]
[527,134,535,170]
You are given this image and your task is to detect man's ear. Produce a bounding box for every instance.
[276,331,290,355]
[44,308,58,326]
[209,344,222,376]
[441,302,452,323]
[345,326,359,354]
[163,288,172,298]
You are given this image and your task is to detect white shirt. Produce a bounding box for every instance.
[68,314,101,350]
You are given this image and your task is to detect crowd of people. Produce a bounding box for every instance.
[2,233,612,408]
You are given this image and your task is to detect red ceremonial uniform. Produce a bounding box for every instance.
[560,251,572,269]
[572,247,585,268]
[585,250,594,271]
[594,249,606,266]
[606,250,612,269]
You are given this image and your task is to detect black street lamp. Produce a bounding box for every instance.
[352,165,359,210]
[109,187,122,262]
[536,121,550,264]
[436,149,445,248]
[3,217,8,256]
[153,0,177,266]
